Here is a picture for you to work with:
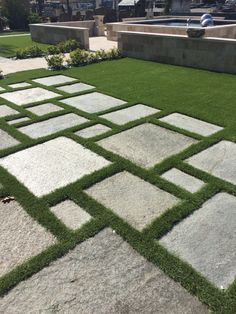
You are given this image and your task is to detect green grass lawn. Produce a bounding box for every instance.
[0,31,29,36]
[0,58,236,313]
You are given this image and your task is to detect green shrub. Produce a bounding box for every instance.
[47,45,61,55]
[45,54,65,70]
[58,39,80,53]
[15,45,44,59]
[68,49,90,67]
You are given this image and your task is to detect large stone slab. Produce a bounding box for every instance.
[100,104,160,125]
[26,103,63,116]
[0,88,60,106]
[75,124,111,138]
[0,129,20,150]
[0,228,207,313]
[8,117,30,125]
[160,192,236,289]
[60,92,126,113]
[33,75,77,86]
[57,82,95,94]
[160,113,223,137]
[0,200,56,277]
[98,123,197,169]
[0,105,18,117]
[86,171,179,231]
[0,137,111,197]
[9,82,31,89]
[18,113,88,139]
[186,140,236,185]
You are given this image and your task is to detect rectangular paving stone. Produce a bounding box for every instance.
[0,200,56,277]
[100,104,160,125]
[161,168,205,193]
[0,88,60,106]
[160,113,223,136]
[0,129,20,150]
[57,82,95,94]
[75,124,111,138]
[98,123,197,169]
[18,113,88,139]
[0,228,207,314]
[8,117,30,125]
[186,140,236,185]
[9,82,31,89]
[86,171,179,231]
[26,103,63,116]
[0,137,111,197]
[0,105,18,117]
[60,92,127,113]
[50,200,92,230]
[160,192,236,289]
[33,75,77,86]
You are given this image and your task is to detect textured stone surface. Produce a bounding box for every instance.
[33,75,77,86]
[0,200,56,277]
[50,200,92,230]
[0,137,111,197]
[0,129,20,150]
[0,105,18,117]
[8,117,30,125]
[57,82,95,94]
[9,82,31,89]
[160,113,223,136]
[61,92,126,113]
[26,103,63,116]
[0,88,60,106]
[101,104,160,125]
[86,171,179,231]
[160,192,236,289]
[75,124,111,138]
[186,140,236,185]
[0,228,207,314]
[18,113,88,139]
[98,123,197,169]
[161,168,205,193]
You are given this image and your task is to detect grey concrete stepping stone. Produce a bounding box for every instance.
[75,124,111,138]
[186,140,236,185]
[57,82,95,94]
[86,171,179,231]
[0,105,18,117]
[100,104,160,125]
[8,117,30,125]
[0,87,5,92]
[98,123,197,169]
[9,82,31,89]
[27,103,63,116]
[0,137,111,197]
[50,200,92,230]
[18,113,88,139]
[33,75,76,86]
[61,92,126,113]
[0,88,60,106]
[161,168,205,193]
[0,228,207,314]
[160,192,236,289]
[160,113,223,136]
[0,129,20,150]
[0,200,56,277]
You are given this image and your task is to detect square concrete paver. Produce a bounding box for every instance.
[86,171,179,231]
[75,124,111,138]
[160,113,223,136]
[8,117,30,125]
[0,137,111,197]
[0,200,56,277]
[186,140,236,185]
[33,75,77,86]
[26,103,63,116]
[0,129,20,150]
[18,113,88,139]
[160,192,236,289]
[9,82,31,89]
[0,105,18,117]
[57,82,95,94]
[98,123,197,169]
[61,92,126,113]
[161,168,205,193]
[100,104,160,125]
[0,228,207,314]
[50,200,92,230]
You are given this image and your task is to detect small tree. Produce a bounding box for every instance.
[2,0,30,30]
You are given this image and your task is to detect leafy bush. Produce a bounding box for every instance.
[57,39,80,53]
[45,54,65,70]
[16,45,44,59]
[28,13,42,24]
[47,45,61,55]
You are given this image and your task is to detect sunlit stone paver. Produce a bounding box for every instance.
[0,200,56,277]
[50,200,92,230]
[8,117,30,125]
[9,82,31,89]
[33,75,77,86]
[0,137,111,197]
[161,168,205,193]
[100,104,160,125]
[0,105,18,117]
[98,123,197,169]
[61,92,126,113]
[18,113,88,139]
[86,171,179,231]
[27,103,63,116]
[0,87,5,92]
[186,140,236,185]
[75,124,111,138]
[160,192,236,289]
[160,113,223,136]
[57,82,95,94]
[0,228,207,314]
[0,88,60,106]
[0,129,20,150]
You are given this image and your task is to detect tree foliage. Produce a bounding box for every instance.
[2,0,30,30]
